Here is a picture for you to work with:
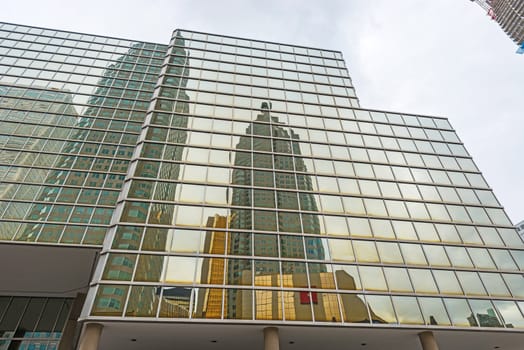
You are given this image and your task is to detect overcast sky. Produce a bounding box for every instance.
[2,0,523,223]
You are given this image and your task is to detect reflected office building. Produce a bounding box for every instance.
[1,22,524,350]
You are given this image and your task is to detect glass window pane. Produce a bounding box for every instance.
[436,224,461,243]
[478,227,503,246]
[18,298,46,333]
[280,236,304,260]
[433,270,463,295]
[370,219,395,239]
[103,254,136,281]
[193,288,223,319]
[468,248,496,269]
[365,295,397,324]
[224,289,253,320]
[175,206,203,226]
[469,299,503,327]
[423,245,451,267]
[503,274,524,298]
[456,271,487,296]
[170,229,202,253]
[445,246,473,268]
[254,260,280,287]
[353,240,379,263]
[359,266,387,291]
[159,287,191,318]
[199,257,225,285]
[281,261,307,288]
[414,222,439,242]
[254,234,279,258]
[340,293,369,323]
[255,290,282,320]
[362,198,386,217]
[112,226,143,250]
[498,228,523,247]
[165,257,198,284]
[479,273,511,297]
[126,286,159,317]
[140,228,167,252]
[419,297,451,326]
[308,263,335,289]
[135,255,163,282]
[494,301,524,328]
[376,242,404,264]
[342,197,366,215]
[347,217,371,237]
[227,258,253,285]
[91,285,128,316]
[443,298,474,327]
[283,291,312,321]
[392,221,417,240]
[328,239,354,262]
[383,267,413,292]
[457,225,483,245]
[313,292,341,322]
[409,269,438,294]
[400,243,427,265]
[512,250,524,270]
[334,265,361,290]
[490,249,518,270]
[385,200,409,219]
[0,297,28,333]
[392,296,424,325]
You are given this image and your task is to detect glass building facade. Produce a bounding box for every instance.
[490,0,524,46]
[1,22,523,349]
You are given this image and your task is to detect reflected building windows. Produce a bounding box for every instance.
[3,23,523,337]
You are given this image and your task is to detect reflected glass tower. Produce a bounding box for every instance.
[1,22,524,350]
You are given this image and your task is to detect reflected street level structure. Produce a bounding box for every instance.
[1,22,524,350]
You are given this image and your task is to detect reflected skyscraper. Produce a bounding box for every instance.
[0,84,79,242]
[1,22,524,350]
[225,102,327,319]
[1,40,164,245]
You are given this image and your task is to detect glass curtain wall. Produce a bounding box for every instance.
[87,29,524,329]
[0,22,167,245]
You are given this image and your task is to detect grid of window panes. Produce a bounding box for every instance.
[491,0,524,45]
[0,22,167,245]
[0,296,72,350]
[84,29,524,328]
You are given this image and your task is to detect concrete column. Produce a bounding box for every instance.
[264,327,279,350]
[418,331,439,350]
[77,323,103,350]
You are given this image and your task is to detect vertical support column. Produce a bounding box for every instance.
[264,327,280,350]
[418,331,439,350]
[77,323,103,350]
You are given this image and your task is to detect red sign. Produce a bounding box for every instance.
[299,290,318,304]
